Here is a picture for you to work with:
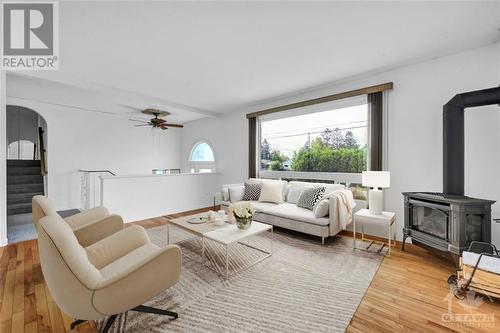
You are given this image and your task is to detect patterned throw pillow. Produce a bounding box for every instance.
[241,182,261,201]
[297,187,326,210]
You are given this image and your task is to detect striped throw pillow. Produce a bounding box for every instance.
[241,182,261,201]
[297,187,326,210]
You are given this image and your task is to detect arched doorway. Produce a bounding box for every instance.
[6,105,47,243]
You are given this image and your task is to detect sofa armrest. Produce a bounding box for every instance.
[64,206,110,229]
[93,245,182,315]
[85,225,149,269]
[328,196,339,224]
[73,214,124,247]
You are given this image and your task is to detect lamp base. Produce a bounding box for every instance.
[369,189,383,215]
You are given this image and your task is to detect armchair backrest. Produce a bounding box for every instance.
[32,195,59,224]
[36,215,104,319]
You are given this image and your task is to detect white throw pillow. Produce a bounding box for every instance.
[228,185,245,202]
[314,198,330,218]
[261,179,287,200]
[259,180,285,203]
[221,186,230,201]
[286,184,304,204]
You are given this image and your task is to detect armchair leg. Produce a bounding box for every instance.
[101,314,118,333]
[70,319,86,329]
[132,305,178,319]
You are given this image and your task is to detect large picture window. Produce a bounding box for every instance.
[259,98,368,174]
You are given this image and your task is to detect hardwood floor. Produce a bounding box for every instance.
[1,213,499,332]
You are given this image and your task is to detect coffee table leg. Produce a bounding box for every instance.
[202,237,205,261]
[225,244,229,279]
[271,227,274,254]
[353,218,356,250]
[167,223,170,245]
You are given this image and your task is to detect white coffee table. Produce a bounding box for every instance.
[168,213,273,279]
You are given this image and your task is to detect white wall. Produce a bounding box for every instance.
[182,43,500,244]
[182,110,248,184]
[0,71,7,246]
[6,76,183,211]
[101,173,219,222]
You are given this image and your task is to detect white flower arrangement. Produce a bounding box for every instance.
[230,202,255,219]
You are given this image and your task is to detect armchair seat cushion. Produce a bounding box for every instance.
[99,243,161,280]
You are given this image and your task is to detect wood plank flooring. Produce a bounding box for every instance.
[1,211,499,332]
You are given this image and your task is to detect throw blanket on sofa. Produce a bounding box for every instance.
[326,190,356,233]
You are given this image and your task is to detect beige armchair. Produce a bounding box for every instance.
[32,195,123,247]
[36,214,182,332]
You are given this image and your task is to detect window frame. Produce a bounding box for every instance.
[257,96,369,183]
[188,140,216,173]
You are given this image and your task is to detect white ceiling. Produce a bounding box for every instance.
[19,1,500,122]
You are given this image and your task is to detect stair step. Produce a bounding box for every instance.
[7,160,41,167]
[7,183,44,194]
[7,192,43,205]
[7,174,43,185]
[7,166,41,175]
[7,202,33,215]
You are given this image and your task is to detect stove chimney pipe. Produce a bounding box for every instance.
[443,86,500,196]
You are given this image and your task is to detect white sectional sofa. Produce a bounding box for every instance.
[219,180,361,244]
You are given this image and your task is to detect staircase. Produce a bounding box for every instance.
[7,160,45,215]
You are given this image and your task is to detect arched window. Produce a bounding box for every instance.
[8,140,36,160]
[189,142,216,173]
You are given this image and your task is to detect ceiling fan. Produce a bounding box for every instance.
[129,108,183,130]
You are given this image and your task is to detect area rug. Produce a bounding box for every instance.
[98,225,386,333]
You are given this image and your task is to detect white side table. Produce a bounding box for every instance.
[353,208,396,255]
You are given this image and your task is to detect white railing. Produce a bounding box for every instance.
[259,170,362,187]
[79,170,115,209]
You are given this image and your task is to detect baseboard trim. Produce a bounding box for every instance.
[339,230,403,247]
[165,205,221,219]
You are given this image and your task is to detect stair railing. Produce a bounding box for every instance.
[38,127,47,175]
[79,170,116,209]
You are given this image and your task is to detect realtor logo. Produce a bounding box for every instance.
[1,1,59,70]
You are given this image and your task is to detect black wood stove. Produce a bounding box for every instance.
[403,87,498,260]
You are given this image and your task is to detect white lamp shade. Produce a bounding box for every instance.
[362,171,390,188]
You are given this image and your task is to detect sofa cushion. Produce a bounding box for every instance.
[221,183,243,201]
[262,203,329,226]
[259,180,285,203]
[242,182,262,201]
[297,187,326,210]
[286,184,304,204]
[313,198,330,218]
[290,181,344,194]
[237,201,277,212]
[228,185,245,202]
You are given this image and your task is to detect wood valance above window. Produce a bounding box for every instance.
[246,82,393,119]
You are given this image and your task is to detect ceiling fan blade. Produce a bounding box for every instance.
[134,124,151,127]
[129,119,148,123]
[165,123,184,128]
